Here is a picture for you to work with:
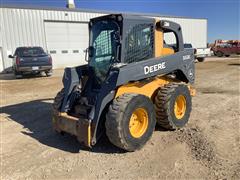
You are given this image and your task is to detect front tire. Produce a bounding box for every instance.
[197,57,205,62]
[216,51,224,57]
[52,89,65,132]
[154,83,192,130]
[52,88,64,113]
[105,94,156,151]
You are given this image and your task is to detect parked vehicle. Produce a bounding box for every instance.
[211,40,240,57]
[8,47,52,78]
[184,43,211,62]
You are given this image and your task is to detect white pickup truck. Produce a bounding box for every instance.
[184,44,211,62]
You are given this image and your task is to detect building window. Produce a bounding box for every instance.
[50,50,56,54]
[73,50,79,53]
[62,50,68,54]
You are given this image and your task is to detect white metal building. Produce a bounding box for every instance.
[0,6,207,72]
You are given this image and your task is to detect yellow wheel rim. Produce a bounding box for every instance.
[174,95,187,119]
[129,108,148,138]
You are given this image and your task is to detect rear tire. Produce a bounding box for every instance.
[216,51,224,57]
[154,83,191,130]
[105,94,156,151]
[197,57,205,62]
[14,70,22,79]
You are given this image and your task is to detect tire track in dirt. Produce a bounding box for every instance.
[173,126,240,179]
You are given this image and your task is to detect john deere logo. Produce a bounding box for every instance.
[144,62,166,75]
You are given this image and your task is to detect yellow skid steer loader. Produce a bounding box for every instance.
[52,14,195,151]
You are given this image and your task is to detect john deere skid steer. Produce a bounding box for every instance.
[52,14,195,151]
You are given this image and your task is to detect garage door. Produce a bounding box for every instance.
[44,21,89,68]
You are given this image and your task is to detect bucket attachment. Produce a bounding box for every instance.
[52,112,92,147]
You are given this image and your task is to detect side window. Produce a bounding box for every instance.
[124,24,154,63]
[164,32,177,51]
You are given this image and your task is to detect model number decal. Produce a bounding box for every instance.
[183,55,191,61]
[144,62,166,75]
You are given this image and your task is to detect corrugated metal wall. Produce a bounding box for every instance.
[0,7,207,72]
[0,7,104,71]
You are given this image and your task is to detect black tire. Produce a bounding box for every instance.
[225,55,230,57]
[45,70,53,77]
[14,70,23,79]
[216,51,224,57]
[52,88,64,113]
[154,83,191,130]
[52,89,65,133]
[105,94,156,152]
[197,57,205,62]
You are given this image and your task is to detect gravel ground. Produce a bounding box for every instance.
[1,57,240,179]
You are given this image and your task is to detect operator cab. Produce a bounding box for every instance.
[83,14,185,94]
[87,15,122,85]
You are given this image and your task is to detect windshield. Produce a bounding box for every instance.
[15,47,47,57]
[89,20,120,83]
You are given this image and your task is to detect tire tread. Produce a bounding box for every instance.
[154,83,191,130]
[106,94,138,150]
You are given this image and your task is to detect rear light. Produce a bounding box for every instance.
[48,56,52,64]
[16,57,20,65]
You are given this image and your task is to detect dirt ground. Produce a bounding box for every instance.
[1,57,240,180]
